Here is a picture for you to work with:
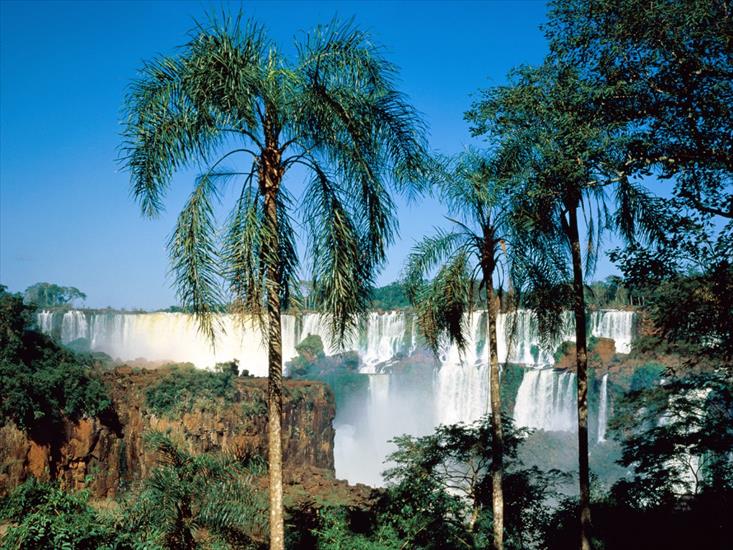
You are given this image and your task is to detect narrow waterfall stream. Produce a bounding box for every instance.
[597,373,609,443]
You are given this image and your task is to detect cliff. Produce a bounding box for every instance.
[0,366,336,498]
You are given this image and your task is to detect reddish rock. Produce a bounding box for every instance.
[0,366,336,498]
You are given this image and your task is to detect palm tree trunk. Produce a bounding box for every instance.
[567,206,592,550]
[486,277,504,550]
[264,185,285,550]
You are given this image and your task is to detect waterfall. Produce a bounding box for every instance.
[37,308,635,373]
[435,362,490,425]
[36,307,635,484]
[359,311,412,372]
[590,310,635,354]
[597,374,609,442]
[513,369,577,431]
[36,310,416,377]
[37,310,55,336]
[60,310,88,344]
[335,374,398,486]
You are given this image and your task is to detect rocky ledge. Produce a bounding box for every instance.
[0,366,336,498]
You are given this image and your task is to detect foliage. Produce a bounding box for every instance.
[287,335,366,413]
[144,364,241,416]
[113,432,268,549]
[23,282,86,309]
[369,283,410,311]
[378,416,563,549]
[547,0,732,359]
[121,15,430,544]
[403,150,513,355]
[645,262,733,364]
[0,287,110,438]
[0,439,269,549]
[628,363,665,392]
[610,372,733,506]
[585,276,635,308]
[547,0,732,225]
[288,334,325,376]
[121,14,430,344]
[542,373,733,550]
[0,479,113,549]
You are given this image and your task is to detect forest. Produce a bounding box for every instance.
[0,0,731,549]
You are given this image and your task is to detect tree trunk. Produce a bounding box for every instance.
[486,277,504,550]
[567,206,592,550]
[264,178,285,550]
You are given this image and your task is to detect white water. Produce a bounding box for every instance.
[514,369,578,431]
[591,311,635,354]
[433,310,633,427]
[334,375,393,486]
[598,374,609,442]
[38,310,415,377]
[38,309,633,375]
[38,308,635,483]
[334,373,435,486]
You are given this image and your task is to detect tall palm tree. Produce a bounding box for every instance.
[121,15,429,549]
[467,62,661,550]
[403,150,514,550]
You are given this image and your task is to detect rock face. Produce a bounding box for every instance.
[0,367,336,498]
[554,337,618,373]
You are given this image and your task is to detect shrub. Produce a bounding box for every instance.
[0,287,110,438]
[0,479,113,549]
[145,364,239,416]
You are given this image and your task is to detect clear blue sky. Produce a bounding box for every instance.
[1,0,610,310]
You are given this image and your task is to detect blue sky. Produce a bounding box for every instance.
[1,0,608,310]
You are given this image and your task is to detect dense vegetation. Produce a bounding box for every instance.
[0,286,110,441]
[23,282,86,309]
[0,435,268,549]
[144,362,244,416]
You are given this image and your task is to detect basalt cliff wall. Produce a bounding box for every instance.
[0,367,336,498]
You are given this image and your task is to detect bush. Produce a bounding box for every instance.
[629,363,665,391]
[145,364,239,416]
[115,432,268,548]
[0,479,113,549]
[0,287,110,438]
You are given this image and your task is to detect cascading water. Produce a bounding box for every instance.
[597,374,609,442]
[435,361,490,425]
[591,311,635,354]
[37,308,634,483]
[513,369,577,431]
[38,310,417,376]
[334,374,392,486]
[60,311,88,344]
[37,309,633,372]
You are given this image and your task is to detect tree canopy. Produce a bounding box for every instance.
[23,282,86,309]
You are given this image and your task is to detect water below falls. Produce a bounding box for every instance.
[38,308,629,484]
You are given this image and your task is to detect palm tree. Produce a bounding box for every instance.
[121,15,428,549]
[125,432,268,548]
[403,150,514,550]
[467,62,661,550]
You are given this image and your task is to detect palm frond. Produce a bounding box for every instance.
[168,174,224,342]
[413,250,473,355]
[222,183,266,323]
[403,229,467,303]
[614,176,667,244]
[303,164,371,348]
[121,56,224,217]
